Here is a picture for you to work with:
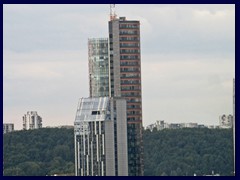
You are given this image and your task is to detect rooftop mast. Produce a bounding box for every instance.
[110,4,117,20]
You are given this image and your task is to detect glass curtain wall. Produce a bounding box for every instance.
[88,38,109,97]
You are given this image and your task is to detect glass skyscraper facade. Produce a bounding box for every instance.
[88,38,109,97]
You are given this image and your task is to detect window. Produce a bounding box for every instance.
[92,111,101,115]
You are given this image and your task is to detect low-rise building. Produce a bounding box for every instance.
[146,121,209,131]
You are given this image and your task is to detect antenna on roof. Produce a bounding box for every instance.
[110,4,117,20]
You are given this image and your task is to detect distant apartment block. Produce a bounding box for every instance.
[23,111,42,130]
[74,97,128,176]
[146,120,207,131]
[45,125,74,129]
[219,114,233,128]
[3,123,14,134]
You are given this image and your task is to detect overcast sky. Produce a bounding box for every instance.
[3,4,235,130]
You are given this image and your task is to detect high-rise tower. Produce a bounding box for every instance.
[86,6,144,176]
[109,16,144,176]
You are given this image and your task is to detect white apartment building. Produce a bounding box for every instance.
[219,114,233,128]
[3,123,14,134]
[23,111,42,130]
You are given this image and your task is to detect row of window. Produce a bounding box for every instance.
[119,24,139,28]
[95,56,107,60]
[121,85,141,91]
[90,69,109,75]
[120,49,140,53]
[89,43,108,48]
[120,43,140,47]
[89,49,108,55]
[120,36,139,41]
[121,67,140,72]
[120,30,139,35]
[127,105,141,109]
[120,55,140,60]
[121,73,139,78]
[122,92,141,97]
[120,62,139,66]
[126,98,141,103]
[127,117,142,121]
[121,80,140,84]
[88,43,108,48]
[127,111,142,115]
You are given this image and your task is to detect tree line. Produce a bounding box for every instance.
[144,128,234,176]
[3,128,74,176]
[3,127,234,176]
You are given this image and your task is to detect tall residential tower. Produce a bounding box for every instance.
[86,7,144,176]
[108,16,143,176]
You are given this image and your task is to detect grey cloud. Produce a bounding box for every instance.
[3,4,235,129]
[4,5,108,52]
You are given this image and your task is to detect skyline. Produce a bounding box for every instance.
[3,4,235,130]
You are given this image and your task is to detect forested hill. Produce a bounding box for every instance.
[3,127,234,176]
[3,128,75,176]
[144,128,234,176]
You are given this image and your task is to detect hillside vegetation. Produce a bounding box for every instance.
[3,128,74,176]
[144,128,234,176]
[3,127,234,176]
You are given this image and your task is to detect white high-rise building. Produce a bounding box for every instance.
[74,97,128,176]
[23,111,42,130]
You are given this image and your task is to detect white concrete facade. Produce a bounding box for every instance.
[23,111,42,130]
[3,123,14,134]
[74,97,128,176]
